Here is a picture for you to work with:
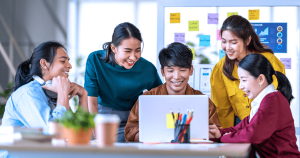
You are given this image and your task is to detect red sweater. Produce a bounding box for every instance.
[219,91,300,158]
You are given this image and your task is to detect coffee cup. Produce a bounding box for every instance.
[94,114,120,147]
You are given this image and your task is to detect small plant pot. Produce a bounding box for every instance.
[63,127,92,145]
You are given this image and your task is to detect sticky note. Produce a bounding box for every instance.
[191,48,195,60]
[227,12,238,18]
[166,113,178,129]
[199,35,210,46]
[280,58,291,69]
[219,49,226,60]
[249,10,259,20]
[174,33,185,43]
[208,13,218,24]
[170,13,180,23]
[188,20,199,31]
[217,30,221,40]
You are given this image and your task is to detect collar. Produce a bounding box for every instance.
[159,83,194,95]
[250,84,277,122]
[33,75,45,85]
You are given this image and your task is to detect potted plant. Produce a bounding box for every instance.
[56,106,96,145]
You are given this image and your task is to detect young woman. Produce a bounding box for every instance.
[84,22,162,142]
[209,53,299,157]
[210,15,285,128]
[2,41,88,130]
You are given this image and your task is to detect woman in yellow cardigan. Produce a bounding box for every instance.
[211,15,285,128]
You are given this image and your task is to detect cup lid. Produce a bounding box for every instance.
[94,114,121,123]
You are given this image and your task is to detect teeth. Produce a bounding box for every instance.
[173,82,182,84]
[64,71,69,74]
[127,61,133,64]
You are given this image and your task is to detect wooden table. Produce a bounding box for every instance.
[0,140,251,158]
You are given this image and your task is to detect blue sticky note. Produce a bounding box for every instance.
[199,35,210,46]
[219,49,226,60]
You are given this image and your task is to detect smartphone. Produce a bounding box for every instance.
[199,68,212,92]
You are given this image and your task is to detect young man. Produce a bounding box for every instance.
[124,42,222,142]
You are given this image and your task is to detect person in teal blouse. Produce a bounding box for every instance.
[84,22,162,142]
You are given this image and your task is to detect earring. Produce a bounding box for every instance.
[259,84,261,87]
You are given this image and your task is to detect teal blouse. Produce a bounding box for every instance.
[84,50,162,111]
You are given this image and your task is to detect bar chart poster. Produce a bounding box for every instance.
[251,23,287,53]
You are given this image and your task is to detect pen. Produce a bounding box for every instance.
[170,109,175,123]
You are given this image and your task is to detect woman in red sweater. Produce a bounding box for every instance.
[209,53,300,158]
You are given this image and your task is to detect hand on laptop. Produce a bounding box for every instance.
[209,124,221,139]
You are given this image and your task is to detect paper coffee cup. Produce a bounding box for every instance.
[94,114,120,147]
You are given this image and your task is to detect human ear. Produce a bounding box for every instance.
[246,36,252,46]
[189,65,193,76]
[110,44,116,54]
[258,74,266,87]
[40,59,50,71]
[161,68,165,77]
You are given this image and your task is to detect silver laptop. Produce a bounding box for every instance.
[139,95,209,142]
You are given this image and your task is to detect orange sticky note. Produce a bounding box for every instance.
[249,10,259,20]
[170,13,180,23]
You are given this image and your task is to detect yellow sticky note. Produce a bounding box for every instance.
[170,13,180,23]
[188,20,199,31]
[166,113,178,129]
[191,48,195,60]
[227,12,238,18]
[166,114,175,128]
[249,10,259,20]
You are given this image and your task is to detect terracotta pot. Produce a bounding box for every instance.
[63,127,92,145]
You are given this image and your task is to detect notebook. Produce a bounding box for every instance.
[139,95,209,143]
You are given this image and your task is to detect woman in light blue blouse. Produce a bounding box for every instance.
[1,41,88,130]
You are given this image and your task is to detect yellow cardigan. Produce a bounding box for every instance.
[210,52,285,128]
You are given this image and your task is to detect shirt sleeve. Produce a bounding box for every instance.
[15,89,66,130]
[84,54,100,97]
[149,72,163,90]
[210,63,235,128]
[124,99,140,142]
[220,95,278,144]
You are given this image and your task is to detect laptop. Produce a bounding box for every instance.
[139,95,209,143]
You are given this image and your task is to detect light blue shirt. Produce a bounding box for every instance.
[1,77,67,130]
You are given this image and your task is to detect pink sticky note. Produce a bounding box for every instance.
[280,58,291,69]
[217,30,221,40]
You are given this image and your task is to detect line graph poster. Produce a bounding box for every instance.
[251,23,287,53]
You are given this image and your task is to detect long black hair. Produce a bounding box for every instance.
[238,53,293,104]
[14,41,66,91]
[101,22,143,64]
[159,42,193,69]
[221,15,274,81]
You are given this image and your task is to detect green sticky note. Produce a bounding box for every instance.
[227,12,238,18]
[188,20,199,31]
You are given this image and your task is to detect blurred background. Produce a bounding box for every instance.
[0,0,158,111]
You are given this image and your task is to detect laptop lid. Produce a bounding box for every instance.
[139,95,209,143]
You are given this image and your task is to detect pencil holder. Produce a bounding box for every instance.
[174,124,190,143]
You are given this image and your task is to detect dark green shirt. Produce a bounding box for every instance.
[84,50,162,111]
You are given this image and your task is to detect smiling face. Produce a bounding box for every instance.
[161,65,193,95]
[42,47,72,81]
[112,37,141,69]
[238,67,266,99]
[221,30,251,62]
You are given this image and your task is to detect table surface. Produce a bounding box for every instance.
[0,140,251,157]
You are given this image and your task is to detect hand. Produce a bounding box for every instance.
[68,82,87,100]
[209,124,221,139]
[42,76,70,95]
